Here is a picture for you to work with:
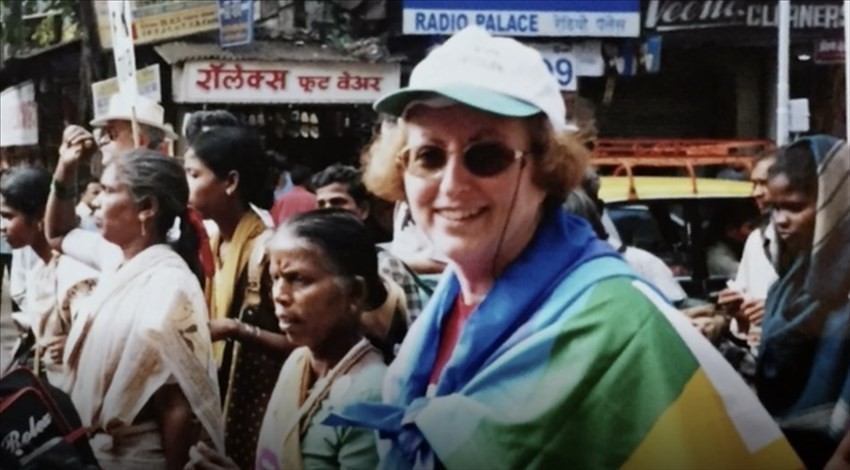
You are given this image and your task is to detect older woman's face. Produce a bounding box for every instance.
[95,164,143,247]
[402,105,547,268]
[269,232,359,351]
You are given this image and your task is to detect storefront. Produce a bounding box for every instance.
[155,41,401,170]
[585,0,847,140]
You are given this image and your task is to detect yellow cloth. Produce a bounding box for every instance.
[206,211,267,363]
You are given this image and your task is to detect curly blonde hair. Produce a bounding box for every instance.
[361,114,589,206]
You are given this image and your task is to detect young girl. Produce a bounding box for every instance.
[185,125,289,468]
[757,136,850,469]
[0,166,97,385]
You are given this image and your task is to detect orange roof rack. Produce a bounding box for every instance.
[591,139,776,198]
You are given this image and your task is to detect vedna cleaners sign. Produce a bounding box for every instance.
[403,0,640,37]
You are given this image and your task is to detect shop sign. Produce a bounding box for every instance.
[173,61,401,104]
[0,82,38,147]
[815,38,844,63]
[92,65,163,119]
[534,42,605,91]
[645,0,845,32]
[217,0,253,48]
[95,1,219,49]
[402,0,640,37]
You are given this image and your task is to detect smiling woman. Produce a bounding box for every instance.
[325,26,801,470]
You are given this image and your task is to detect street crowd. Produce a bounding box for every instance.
[0,25,848,470]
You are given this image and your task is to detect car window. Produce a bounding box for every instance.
[607,203,691,277]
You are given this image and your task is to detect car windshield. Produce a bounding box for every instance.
[607,197,760,298]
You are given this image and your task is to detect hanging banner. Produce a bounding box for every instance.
[108,0,138,97]
[534,41,605,91]
[95,1,219,49]
[173,61,401,103]
[92,65,162,119]
[402,0,640,37]
[0,81,39,147]
[218,0,254,48]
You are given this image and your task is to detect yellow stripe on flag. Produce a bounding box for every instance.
[622,370,802,470]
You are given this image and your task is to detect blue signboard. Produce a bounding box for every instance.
[402,0,640,37]
[218,0,253,48]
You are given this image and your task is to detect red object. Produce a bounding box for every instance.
[183,207,215,278]
[429,296,476,385]
[271,186,317,226]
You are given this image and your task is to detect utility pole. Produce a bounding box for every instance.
[776,0,790,145]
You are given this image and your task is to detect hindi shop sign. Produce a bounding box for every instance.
[95,1,219,49]
[402,0,640,37]
[173,61,401,104]
[645,0,845,32]
[0,81,38,147]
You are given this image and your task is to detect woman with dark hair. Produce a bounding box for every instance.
[185,125,288,468]
[187,210,385,470]
[0,167,97,385]
[757,136,850,469]
[44,136,223,469]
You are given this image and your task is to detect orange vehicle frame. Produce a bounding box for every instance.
[591,139,776,198]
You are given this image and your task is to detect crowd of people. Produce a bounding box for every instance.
[0,25,848,470]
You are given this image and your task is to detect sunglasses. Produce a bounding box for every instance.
[398,142,528,179]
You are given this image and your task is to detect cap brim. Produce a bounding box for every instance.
[375,84,541,119]
[90,114,180,140]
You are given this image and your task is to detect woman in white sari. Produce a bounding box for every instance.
[187,210,386,470]
[45,128,224,470]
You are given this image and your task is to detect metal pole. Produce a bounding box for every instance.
[845,1,850,141]
[777,0,791,145]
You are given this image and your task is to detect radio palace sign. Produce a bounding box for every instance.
[403,0,640,37]
[645,0,845,31]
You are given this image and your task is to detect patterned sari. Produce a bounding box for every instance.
[63,244,223,469]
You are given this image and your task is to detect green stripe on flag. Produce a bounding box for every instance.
[440,277,700,469]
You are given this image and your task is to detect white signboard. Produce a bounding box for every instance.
[0,82,39,147]
[173,61,401,103]
[534,42,604,91]
[108,0,138,97]
[92,64,162,119]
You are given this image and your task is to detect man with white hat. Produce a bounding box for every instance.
[89,93,179,165]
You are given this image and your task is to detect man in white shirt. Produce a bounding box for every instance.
[718,151,779,350]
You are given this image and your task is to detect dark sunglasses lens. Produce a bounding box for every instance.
[409,146,447,176]
[465,143,516,177]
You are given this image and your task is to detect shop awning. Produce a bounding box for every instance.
[155,40,401,65]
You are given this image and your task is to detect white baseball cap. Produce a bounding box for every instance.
[91,93,179,140]
[375,26,573,132]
